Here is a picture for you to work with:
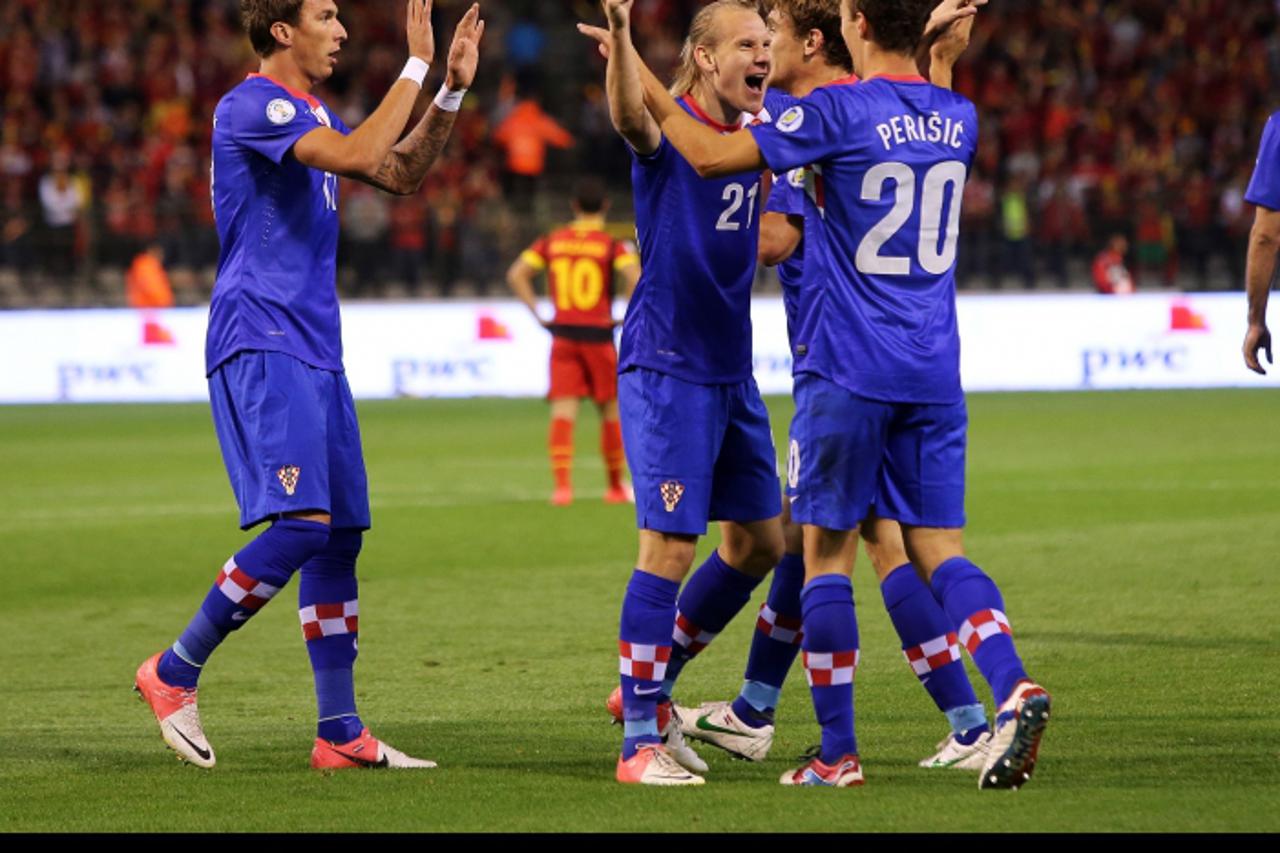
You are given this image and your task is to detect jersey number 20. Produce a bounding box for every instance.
[855,160,966,275]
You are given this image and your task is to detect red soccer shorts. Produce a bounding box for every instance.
[549,337,618,404]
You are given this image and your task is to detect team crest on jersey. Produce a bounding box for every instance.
[778,106,805,133]
[659,480,685,513]
[266,98,296,125]
[277,465,301,496]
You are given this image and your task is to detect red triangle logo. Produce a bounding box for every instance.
[477,314,512,341]
[1169,301,1208,332]
[143,320,177,345]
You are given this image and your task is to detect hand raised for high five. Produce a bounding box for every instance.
[406,0,435,63]
[445,3,485,90]
[601,0,635,30]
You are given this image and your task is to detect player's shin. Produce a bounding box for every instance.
[156,518,330,688]
[299,528,364,744]
[733,552,805,726]
[619,570,678,759]
[662,551,763,701]
[601,418,625,490]
[881,563,987,738]
[930,557,1029,710]
[549,416,574,493]
[800,575,859,764]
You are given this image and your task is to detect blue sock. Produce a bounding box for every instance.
[157,518,330,688]
[662,551,763,701]
[299,528,365,744]
[619,569,679,760]
[733,552,805,727]
[800,574,859,764]
[881,563,987,737]
[931,557,1029,710]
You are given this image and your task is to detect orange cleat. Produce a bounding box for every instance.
[616,744,704,786]
[779,752,864,787]
[603,484,634,504]
[134,651,215,768]
[551,486,574,506]
[311,727,436,770]
[606,685,671,731]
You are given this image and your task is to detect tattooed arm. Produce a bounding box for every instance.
[362,105,460,195]
[359,4,484,195]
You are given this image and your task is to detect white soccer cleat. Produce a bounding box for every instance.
[662,706,709,773]
[979,680,1051,790]
[134,652,216,768]
[616,744,705,786]
[918,730,993,770]
[676,700,774,762]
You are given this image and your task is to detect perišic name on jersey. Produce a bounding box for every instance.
[875,111,966,152]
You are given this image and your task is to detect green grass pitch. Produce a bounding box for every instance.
[1,390,1278,832]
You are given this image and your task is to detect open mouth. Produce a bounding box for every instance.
[745,73,767,94]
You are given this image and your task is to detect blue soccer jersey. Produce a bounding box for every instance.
[750,76,978,404]
[206,75,351,375]
[1246,110,1280,211]
[620,95,780,384]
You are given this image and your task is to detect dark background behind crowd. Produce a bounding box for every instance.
[1,0,1277,308]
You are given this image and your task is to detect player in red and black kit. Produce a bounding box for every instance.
[506,177,640,506]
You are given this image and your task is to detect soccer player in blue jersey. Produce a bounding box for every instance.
[1243,110,1280,374]
[672,0,996,774]
[579,0,791,786]
[133,0,484,770]
[616,0,1051,789]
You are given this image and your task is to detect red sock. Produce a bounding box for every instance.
[602,419,625,489]
[549,417,574,490]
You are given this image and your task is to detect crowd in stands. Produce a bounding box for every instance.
[0,0,1277,307]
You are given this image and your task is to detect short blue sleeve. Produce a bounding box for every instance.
[765,168,807,216]
[228,86,324,165]
[1246,112,1280,211]
[749,87,847,175]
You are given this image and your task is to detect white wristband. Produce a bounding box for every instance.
[399,57,429,87]
[433,84,466,112]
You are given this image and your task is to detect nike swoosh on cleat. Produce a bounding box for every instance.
[632,685,661,696]
[331,749,389,768]
[694,715,742,737]
[172,728,212,762]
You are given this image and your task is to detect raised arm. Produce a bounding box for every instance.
[580,1,660,154]
[918,0,984,89]
[578,17,762,178]
[1244,206,1280,373]
[365,4,485,195]
[293,0,439,180]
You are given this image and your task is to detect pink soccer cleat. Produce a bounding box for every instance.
[311,727,437,770]
[134,651,215,768]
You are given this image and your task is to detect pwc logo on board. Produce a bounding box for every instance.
[1168,300,1209,333]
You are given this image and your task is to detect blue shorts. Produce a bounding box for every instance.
[787,374,967,531]
[209,350,370,530]
[619,368,782,536]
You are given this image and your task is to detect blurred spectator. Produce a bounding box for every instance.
[3,0,1280,302]
[37,150,85,282]
[492,86,574,213]
[1000,175,1035,290]
[126,243,175,309]
[1093,235,1135,295]
[341,183,390,295]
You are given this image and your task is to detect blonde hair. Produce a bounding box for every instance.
[669,0,767,97]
